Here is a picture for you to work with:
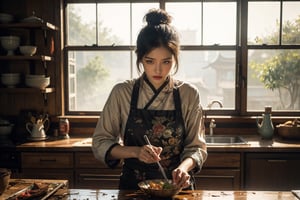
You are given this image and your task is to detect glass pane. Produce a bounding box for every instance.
[248,2,280,45]
[282,1,300,45]
[97,3,130,45]
[67,51,132,111]
[203,2,236,45]
[176,51,236,109]
[248,49,300,111]
[166,2,202,45]
[132,3,160,45]
[66,4,97,45]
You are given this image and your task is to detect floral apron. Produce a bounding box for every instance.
[119,78,186,190]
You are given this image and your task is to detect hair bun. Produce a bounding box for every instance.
[145,8,172,26]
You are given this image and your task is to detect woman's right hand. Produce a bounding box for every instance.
[138,145,162,163]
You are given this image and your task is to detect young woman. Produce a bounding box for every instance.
[92,8,207,190]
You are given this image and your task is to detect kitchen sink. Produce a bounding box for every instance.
[205,135,247,146]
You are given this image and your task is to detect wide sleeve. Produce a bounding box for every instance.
[180,84,207,174]
[92,83,127,168]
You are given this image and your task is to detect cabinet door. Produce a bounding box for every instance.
[75,169,121,189]
[245,153,300,190]
[21,152,73,168]
[195,152,241,190]
[74,152,122,189]
[195,169,240,190]
[20,152,74,187]
[20,169,74,188]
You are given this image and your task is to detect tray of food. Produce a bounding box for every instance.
[4,181,65,200]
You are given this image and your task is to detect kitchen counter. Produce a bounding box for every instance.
[2,180,299,200]
[50,188,300,200]
[15,135,300,152]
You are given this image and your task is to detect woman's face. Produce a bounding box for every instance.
[142,47,175,89]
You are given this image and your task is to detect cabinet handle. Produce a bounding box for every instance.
[39,159,57,162]
[267,159,287,163]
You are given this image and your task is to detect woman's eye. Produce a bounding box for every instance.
[145,59,153,64]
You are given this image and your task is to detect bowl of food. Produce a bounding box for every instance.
[19,45,37,56]
[138,179,181,198]
[0,36,20,55]
[276,119,300,139]
[1,73,21,88]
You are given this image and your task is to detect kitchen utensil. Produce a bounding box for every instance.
[143,135,168,182]
[26,116,49,138]
[256,106,274,139]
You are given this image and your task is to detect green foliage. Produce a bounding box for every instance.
[251,51,300,90]
[250,16,300,109]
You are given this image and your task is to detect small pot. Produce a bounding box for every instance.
[0,168,11,195]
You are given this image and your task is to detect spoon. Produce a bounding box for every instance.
[143,135,169,182]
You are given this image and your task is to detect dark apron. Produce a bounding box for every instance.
[119,78,186,190]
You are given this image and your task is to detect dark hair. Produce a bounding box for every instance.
[135,8,180,74]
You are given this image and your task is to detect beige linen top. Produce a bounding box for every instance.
[92,76,207,172]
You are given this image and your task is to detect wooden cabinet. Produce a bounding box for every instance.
[195,152,241,190]
[0,147,20,178]
[245,152,300,190]
[74,152,122,189]
[20,152,74,187]
[0,22,58,116]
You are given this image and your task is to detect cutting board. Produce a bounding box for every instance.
[0,179,67,200]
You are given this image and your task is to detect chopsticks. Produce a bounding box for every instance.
[143,135,169,182]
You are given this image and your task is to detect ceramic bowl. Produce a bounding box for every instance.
[19,45,37,56]
[0,36,20,55]
[0,124,13,137]
[0,13,13,23]
[25,76,50,89]
[138,179,181,198]
[1,73,20,88]
[25,74,45,79]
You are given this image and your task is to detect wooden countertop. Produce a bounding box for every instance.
[49,189,300,200]
[15,135,300,152]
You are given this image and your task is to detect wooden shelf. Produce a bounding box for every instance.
[0,22,58,31]
[0,87,55,93]
[0,55,53,61]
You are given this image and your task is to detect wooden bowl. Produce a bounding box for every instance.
[277,126,300,139]
[0,168,11,195]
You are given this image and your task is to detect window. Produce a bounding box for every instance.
[247,1,300,111]
[64,0,300,115]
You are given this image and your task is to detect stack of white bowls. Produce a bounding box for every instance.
[25,74,50,89]
[0,13,13,23]
[1,73,20,88]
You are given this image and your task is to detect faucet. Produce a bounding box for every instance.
[209,119,216,136]
[207,100,223,109]
[206,100,223,136]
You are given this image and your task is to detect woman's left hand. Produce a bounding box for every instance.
[172,168,191,189]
